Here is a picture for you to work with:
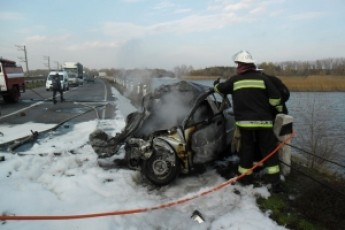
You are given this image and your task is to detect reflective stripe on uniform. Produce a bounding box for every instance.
[275,105,283,113]
[233,79,265,91]
[266,165,280,174]
[236,120,273,128]
[214,84,221,93]
[238,166,252,175]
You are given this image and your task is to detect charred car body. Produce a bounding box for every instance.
[90,81,236,185]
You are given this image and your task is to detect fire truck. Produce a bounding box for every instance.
[0,58,25,103]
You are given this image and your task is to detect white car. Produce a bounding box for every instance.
[77,76,84,85]
[45,71,69,91]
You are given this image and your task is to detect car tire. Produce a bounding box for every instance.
[142,151,180,186]
[3,86,20,103]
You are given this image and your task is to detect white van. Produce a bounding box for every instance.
[45,71,69,91]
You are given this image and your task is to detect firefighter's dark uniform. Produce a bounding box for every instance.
[214,69,283,184]
[52,74,64,104]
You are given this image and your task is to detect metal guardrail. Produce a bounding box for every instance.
[25,76,46,84]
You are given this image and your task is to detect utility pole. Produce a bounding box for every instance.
[43,56,51,71]
[16,45,30,77]
[54,61,60,70]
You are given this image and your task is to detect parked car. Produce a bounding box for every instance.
[90,81,235,185]
[84,75,95,83]
[45,71,69,91]
[77,75,84,85]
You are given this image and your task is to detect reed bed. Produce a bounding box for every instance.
[184,75,345,92]
[279,75,345,92]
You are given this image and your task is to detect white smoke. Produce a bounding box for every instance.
[134,81,202,137]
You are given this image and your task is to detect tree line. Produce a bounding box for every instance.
[28,57,345,79]
[187,58,345,77]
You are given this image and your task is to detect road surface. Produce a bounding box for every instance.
[0,79,117,125]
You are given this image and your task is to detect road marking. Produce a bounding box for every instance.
[0,101,43,121]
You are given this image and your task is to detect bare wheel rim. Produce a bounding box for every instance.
[152,159,170,176]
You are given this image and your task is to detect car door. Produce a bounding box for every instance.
[187,92,230,163]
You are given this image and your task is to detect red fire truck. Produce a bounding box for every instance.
[0,58,25,103]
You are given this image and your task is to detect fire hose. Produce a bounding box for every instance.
[0,132,294,221]
[0,104,106,153]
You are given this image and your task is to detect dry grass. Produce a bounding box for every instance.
[184,75,345,91]
[279,75,345,91]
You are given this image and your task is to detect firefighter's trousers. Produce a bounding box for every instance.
[238,128,280,176]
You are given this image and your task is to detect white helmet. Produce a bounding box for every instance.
[233,50,255,64]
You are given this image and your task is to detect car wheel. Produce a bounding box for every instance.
[3,86,20,103]
[142,151,180,186]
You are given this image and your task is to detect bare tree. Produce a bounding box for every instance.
[174,65,193,79]
[297,94,338,171]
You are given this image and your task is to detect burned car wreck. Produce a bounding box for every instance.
[90,81,236,185]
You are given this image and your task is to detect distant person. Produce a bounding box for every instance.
[214,50,283,192]
[52,73,64,104]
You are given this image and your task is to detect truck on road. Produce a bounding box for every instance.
[62,62,83,86]
[0,58,25,103]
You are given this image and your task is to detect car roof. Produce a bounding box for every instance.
[153,80,210,96]
[49,71,66,75]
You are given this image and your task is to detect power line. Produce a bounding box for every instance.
[280,160,345,197]
[288,143,345,169]
[278,143,345,197]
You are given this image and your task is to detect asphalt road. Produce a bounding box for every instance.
[0,78,117,125]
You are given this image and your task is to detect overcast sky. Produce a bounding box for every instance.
[1,0,344,71]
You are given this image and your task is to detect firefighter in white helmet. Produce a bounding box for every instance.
[233,50,256,63]
[214,50,284,193]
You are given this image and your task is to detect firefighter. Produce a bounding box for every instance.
[214,50,283,192]
[52,73,64,104]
